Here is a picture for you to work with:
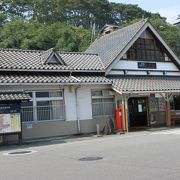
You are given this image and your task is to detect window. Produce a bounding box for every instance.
[21,91,65,122]
[126,35,171,62]
[91,90,115,117]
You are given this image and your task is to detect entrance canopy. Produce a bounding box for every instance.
[112,76,180,94]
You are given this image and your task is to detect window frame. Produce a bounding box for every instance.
[126,37,171,62]
[21,90,65,122]
[91,89,115,118]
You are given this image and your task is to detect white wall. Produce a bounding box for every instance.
[113,60,179,71]
[64,86,77,121]
[63,84,110,121]
[77,86,92,120]
[109,60,180,76]
[64,85,93,121]
[0,84,111,122]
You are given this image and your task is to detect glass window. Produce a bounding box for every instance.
[36,92,49,98]
[91,90,115,117]
[37,101,50,121]
[126,35,173,62]
[49,91,63,97]
[21,91,65,122]
[91,90,103,96]
[21,101,33,122]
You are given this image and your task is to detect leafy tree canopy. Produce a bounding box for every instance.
[0,0,179,57]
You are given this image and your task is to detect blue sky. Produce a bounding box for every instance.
[109,0,180,23]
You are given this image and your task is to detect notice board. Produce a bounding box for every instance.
[0,104,21,134]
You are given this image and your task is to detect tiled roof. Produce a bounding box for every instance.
[41,48,66,65]
[86,19,148,67]
[112,76,180,93]
[0,75,78,84]
[74,76,112,84]
[0,49,104,71]
[61,53,104,70]
[0,92,31,101]
[41,48,55,63]
[0,74,111,84]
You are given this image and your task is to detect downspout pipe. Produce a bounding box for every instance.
[75,85,81,134]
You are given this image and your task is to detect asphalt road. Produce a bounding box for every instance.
[1,128,180,180]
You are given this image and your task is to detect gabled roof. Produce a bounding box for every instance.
[41,48,66,65]
[0,49,104,72]
[86,19,148,67]
[86,19,180,74]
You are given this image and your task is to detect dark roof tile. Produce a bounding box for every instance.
[0,49,104,71]
[112,76,180,93]
[86,19,148,67]
[0,74,110,84]
[0,92,31,101]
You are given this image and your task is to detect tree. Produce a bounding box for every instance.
[150,17,180,57]
[109,3,151,25]
[0,0,179,56]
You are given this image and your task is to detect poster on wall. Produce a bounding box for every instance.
[0,113,21,134]
[0,103,21,134]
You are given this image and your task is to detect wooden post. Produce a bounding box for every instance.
[121,103,126,132]
[160,93,173,127]
[147,96,151,127]
[166,101,171,127]
[124,98,129,132]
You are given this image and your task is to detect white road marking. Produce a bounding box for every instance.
[152,129,180,135]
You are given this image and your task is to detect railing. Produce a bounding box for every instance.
[21,104,65,122]
[92,102,115,117]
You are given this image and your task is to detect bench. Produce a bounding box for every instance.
[171,110,180,126]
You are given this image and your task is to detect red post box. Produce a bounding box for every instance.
[115,108,123,131]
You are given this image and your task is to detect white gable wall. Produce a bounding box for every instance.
[106,22,180,75]
[109,60,180,76]
[114,60,179,71]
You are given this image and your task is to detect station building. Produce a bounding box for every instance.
[0,19,180,142]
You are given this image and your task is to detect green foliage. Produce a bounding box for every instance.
[110,3,151,25]
[56,25,91,52]
[0,19,91,51]
[150,17,180,57]
[0,0,179,57]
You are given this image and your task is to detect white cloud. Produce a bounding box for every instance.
[159,6,180,24]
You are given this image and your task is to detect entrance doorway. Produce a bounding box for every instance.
[128,97,148,127]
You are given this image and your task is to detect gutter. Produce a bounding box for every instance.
[0,68,105,73]
[112,87,122,94]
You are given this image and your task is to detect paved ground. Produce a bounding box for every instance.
[1,128,180,180]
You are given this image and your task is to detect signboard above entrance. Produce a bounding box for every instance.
[138,62,157,69]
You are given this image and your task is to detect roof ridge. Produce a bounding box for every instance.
[103,18,148,38]
[118,18,148,30]
[59,52,99,56]
[86,18,149,46]
[0,48,42,53]
[0,48,99,56]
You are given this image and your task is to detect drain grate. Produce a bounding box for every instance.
[78,156,103,161]
[8,150,32,155]
[3,150,37,156]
